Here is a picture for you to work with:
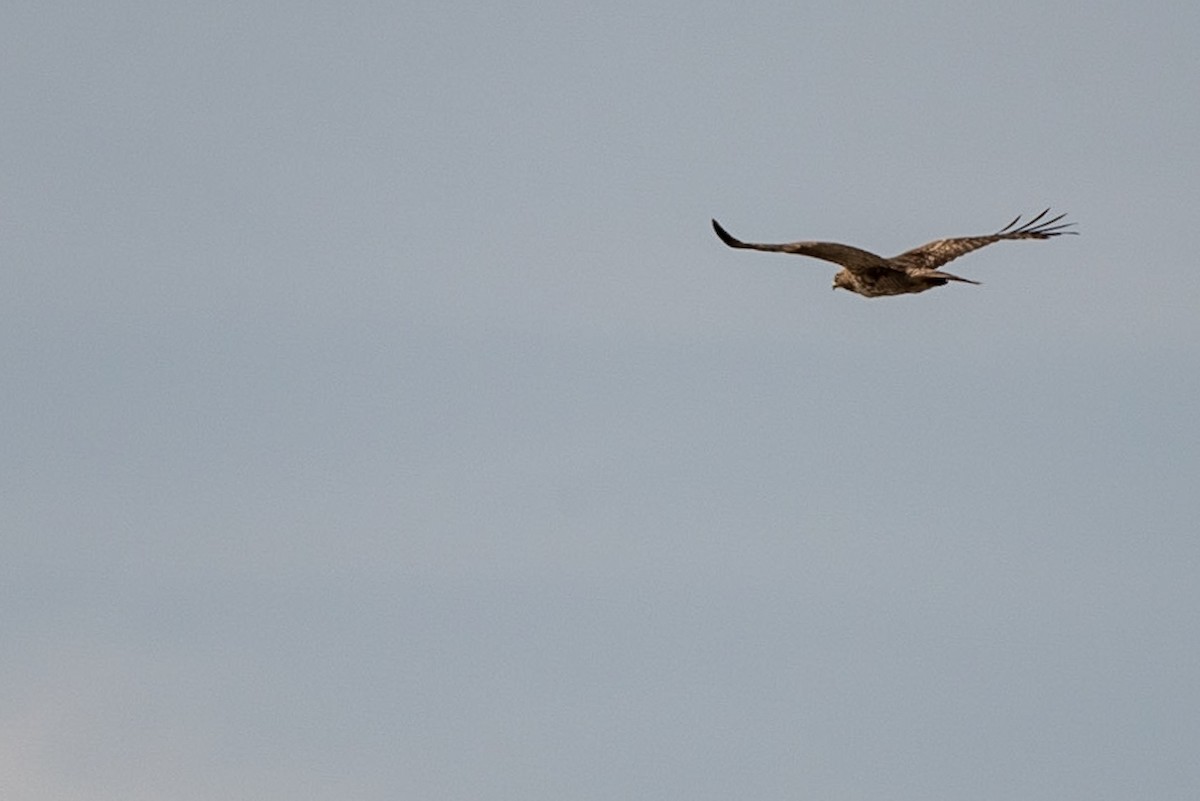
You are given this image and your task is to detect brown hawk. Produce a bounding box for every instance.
[711,209,1076,297]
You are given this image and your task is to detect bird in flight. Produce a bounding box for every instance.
[711,209,1076,297]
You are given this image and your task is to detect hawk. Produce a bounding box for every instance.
[711,209,1076,297]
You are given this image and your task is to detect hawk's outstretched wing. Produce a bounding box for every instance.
[711,219,894,273]
[890,209,1077,272]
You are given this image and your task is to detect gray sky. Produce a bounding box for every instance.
[3,2,1199,799]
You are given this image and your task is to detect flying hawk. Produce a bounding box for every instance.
[711,209,1076,297]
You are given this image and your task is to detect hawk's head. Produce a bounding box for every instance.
[832,271,854,292]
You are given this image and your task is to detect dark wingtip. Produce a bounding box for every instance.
[711,218,741,248]
[997,214,1022,234]
[1001,209,1079,238]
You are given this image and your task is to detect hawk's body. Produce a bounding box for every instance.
[711,210,1075,297]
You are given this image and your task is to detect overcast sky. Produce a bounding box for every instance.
[3,2,1199,799]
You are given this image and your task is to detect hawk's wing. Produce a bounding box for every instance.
[890,209,1076,272]
[712,219,893,272]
